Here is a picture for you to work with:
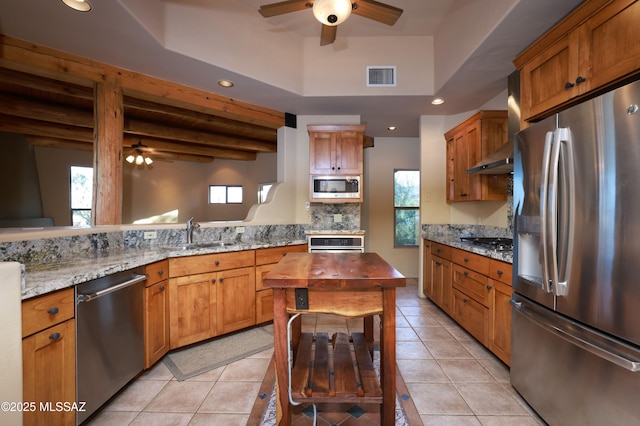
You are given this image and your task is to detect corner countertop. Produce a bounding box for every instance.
[22,239,306,300]
[423,234,513,264]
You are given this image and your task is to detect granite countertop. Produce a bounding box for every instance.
[423,232,513,264]
[22,239,307,300]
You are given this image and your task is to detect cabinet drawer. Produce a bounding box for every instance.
[452,264,491,307]
[430,242,452,260]
[22,288,75,338]
[169,250,255,277]
[452,288,489,345]
[255,263,275,291]
[489,259,512,285]
[255,244,306,265]
[145,260,169,286]
[453,249,490,275]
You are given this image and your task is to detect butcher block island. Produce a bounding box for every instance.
[263,252,405,426]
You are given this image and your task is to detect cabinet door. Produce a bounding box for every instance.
[309,131,336,175]
[581,0,640,91]
[440,259,453,314]
[430,255,452,313]
[256,288,274,324]
[23,319,76,426]
[422,241,433,297]
[169,273,217,348]
[145,280,170,368]
[335,131,363,174]
[217,266,256,334]
[520,30,581,120]
[490,280,512,366]
[452,289,489,346]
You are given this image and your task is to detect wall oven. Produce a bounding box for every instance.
[308,234,365,253]
[310,175,361,201]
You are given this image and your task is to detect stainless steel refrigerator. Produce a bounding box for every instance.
[512,78,640,425]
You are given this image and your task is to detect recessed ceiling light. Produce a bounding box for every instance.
[431,98,445,105]
[387,126,397,131]
[217,79,234,88]
[61,0,92,12]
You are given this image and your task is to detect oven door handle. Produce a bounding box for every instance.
[77,274,147,303]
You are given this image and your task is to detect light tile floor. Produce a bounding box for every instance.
[86,279,544,425]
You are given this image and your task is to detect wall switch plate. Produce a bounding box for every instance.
[236,226,245,234]
[143,231,157,239]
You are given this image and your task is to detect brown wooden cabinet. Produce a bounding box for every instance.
[22,288,76,426]
[144,260,170,368]
[445,111,508,202]
[168,250,255,348]
[255,244,307,324]
[423,240,513,365]
[308,124,364,175]
[516,0,640,121]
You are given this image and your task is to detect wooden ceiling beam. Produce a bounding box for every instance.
[0,92,94,128]
[0,114,94,142]
[25,135,93,151]
[123,136,257,161]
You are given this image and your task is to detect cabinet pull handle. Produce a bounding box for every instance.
[157,269,164,276]
[47,307,59,315]
[486,285,493,290]
[463,258,469,263]
[463,271,469,276]
[463,298,468,303]
[435,261,442,266]
[219,277,224,283]
[460,193,468,197]
[497,270,503,276]
[576,76,586,85]
[49,332,61,341]
[215,260,220,266]
[159,285,165,291]
[565,81,575,89]
[211,278,217,283]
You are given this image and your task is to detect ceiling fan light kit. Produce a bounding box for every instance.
[259,0,403,46]
[312,0,352,26]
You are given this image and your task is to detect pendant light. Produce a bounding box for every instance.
[312,0,352,26]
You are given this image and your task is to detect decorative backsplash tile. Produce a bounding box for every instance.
[309,203,361,231]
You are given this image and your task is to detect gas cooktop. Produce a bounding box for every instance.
[460,237,513,252]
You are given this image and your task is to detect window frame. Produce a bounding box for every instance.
[208,185,244,204]
[393,169,420,248]
[70,165,93,226]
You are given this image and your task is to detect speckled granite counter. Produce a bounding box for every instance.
[21,240,307,300]
[422,224,513,264]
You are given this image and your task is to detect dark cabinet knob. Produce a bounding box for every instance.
[215,260,220,266]
[47,307,59,315]
[576,76,586,84]
[565,82,575,89]
[157,269,164,276]
[49,332,61,341]
[463,298,468,303]
[463,258,469,263]
[159,285,165,291]
[219,277,224,283]
[211,278,217,283]
[497,270,504,276]
[463,271,469,276]
[486,285,493,290]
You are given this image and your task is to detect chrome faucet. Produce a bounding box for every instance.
[186,217,200,244]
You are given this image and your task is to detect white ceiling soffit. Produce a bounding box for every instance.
[0,0,584,137]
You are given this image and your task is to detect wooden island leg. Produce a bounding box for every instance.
[272,288,290,426]
[381,288,397,425]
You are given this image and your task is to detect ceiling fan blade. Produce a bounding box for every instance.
[320,24,337,46]
[258,0,312,18]
[352,0,403,26]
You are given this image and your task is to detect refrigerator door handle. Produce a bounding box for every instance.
[511,299,640,372]
[540,130,555,293]
[553,128,575,297]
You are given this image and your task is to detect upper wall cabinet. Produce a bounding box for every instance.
[516,0,640,122]
[308,124,364,175]
[445,111,508,203]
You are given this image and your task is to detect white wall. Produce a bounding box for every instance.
[363,137,421,278]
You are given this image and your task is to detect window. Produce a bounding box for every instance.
[258,183,273,203]
[394,169,420,247]
[70,166,93,226]
[209,185,243,204]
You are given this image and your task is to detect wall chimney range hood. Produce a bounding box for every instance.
[468,70,520,175]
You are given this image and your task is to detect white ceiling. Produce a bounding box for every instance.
[0,0,583,137]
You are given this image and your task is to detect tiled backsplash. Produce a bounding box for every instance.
[309,203,361,231]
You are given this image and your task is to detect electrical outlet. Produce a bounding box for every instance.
[236,226,245,234]
[143,231,157,240]
[295,288,309,310]
[334,214,343,223]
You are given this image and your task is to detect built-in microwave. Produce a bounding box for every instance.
[310,175,361,201]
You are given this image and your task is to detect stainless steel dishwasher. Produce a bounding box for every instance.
[75,268,147,424]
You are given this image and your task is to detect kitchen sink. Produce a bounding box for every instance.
[173,242,235,250]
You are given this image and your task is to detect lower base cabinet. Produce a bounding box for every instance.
[424,239,513,365]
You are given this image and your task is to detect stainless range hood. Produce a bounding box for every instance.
[468,70,520,175]
[467,140,513,174]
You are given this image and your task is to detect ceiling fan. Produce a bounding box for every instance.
[258,0,403,46]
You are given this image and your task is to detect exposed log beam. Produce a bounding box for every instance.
[0,92,93,128]
[123,136,257,161]
[0,114,94,141]
[124,118,277,153]
[0,67,94,100]
[25,135,93,151]
[123,148,213,163]
[0,35,285,129]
